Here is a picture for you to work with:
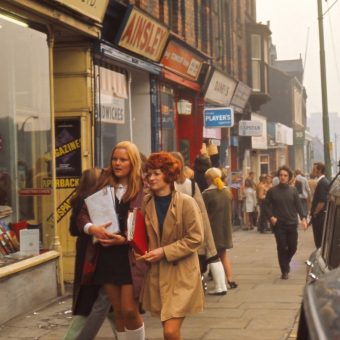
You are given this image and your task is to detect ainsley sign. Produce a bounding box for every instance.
[204,107,234,128]
[116,6,169,62]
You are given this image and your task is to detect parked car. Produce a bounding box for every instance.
[297,165,340,339]
[305,169,340,283]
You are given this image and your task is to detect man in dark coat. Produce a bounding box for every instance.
[310,162,330,248]
[263,166,307,280]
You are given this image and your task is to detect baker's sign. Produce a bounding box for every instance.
[116,6,169,62]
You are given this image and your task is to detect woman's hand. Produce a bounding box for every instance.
[139,247,164,263]
[270,216,278,226]
[88,222,113,239]
[98,234,127,247]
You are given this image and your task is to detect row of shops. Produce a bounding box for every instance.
[0,0,253,324]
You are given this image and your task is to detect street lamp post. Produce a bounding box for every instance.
[317,0,332,179]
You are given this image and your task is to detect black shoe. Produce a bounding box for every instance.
[227,281,238,289]
[208,290,227,296]
[281,273,288,280]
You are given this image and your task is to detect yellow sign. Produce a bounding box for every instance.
[117,7,169,62]
[54,0,109,23]
[43,177,80,189]
[55,138,81,158]
[47,190,75,224]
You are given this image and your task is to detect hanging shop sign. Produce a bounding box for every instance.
[294,129,305,145]
[251,113,267,150]
[203,127,221,140]
[231,81,252,111]
[204,69,237,106]
[161,40,204,81]
[55,119,82,178]
[204,107,234,128]
[275,123,293,145]
[116,6,169,62]
[238,120,263,137]
[53,0,109,23]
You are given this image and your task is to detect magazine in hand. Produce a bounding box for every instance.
[84,186,119,243]
[127,208,148,255]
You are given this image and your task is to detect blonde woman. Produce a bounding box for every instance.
[77,141,145,340]
[202,167,238,289]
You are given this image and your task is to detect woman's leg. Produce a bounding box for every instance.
[163,317,184,340]
[104,283,144,339]
[218,249,233,282]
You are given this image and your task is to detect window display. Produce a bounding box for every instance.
[0,15,54,266]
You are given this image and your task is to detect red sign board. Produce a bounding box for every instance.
[19,188,52,196]
[161,40,204,81]
[116,6,169,62]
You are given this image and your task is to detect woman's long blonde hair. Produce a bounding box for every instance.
[97,141,142,203]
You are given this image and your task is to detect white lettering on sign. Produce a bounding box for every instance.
[98,94,125,124]
[206,114,231,122]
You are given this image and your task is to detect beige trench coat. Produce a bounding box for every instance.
[140,191,205,321]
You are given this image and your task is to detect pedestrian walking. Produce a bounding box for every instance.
[310,162,330,248]
[243,178,257,230]
[263,165,307,280]
[202,167,238,289]
[139,152,204,340]
[171,151,227,296]
[77,141,145,340]
[64,168,116,340]
[294,169,311,218]
[256,174,270,233]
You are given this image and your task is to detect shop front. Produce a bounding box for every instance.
[159,39,207,164]
[0,0,107,323]
[95,5,168,161]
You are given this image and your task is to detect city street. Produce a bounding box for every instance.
[0,226,315,340]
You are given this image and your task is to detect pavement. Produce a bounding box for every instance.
[0,226,315,340]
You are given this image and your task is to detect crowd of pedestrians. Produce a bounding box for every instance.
[64,140,329,340]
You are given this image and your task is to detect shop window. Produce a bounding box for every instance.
[160,85,176,151]
[0,16,54,264]
[94,65,130,167]
[259,154,269,175]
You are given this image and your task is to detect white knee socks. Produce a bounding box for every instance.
[125,323,145,340]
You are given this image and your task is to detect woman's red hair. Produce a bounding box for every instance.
[145,152,181,184]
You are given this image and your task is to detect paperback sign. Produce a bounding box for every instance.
[203,107,234,128]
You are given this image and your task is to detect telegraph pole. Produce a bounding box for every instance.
[317,0,332,179]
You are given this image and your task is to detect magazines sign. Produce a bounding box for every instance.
[204,107,234,128]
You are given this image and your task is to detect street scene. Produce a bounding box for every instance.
[0,227,315,340]
[1,0,340,339]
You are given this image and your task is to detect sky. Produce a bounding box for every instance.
[256,0,340,117]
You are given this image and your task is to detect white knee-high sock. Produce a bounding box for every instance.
[116,331,127,340]
[125,323,145,340]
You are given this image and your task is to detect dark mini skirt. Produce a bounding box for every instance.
[94,243,132,286]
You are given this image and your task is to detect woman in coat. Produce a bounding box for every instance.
[202,167,238,289]
[171,151,227,295]
[139,152,204,340]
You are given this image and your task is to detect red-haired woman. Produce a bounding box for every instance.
[77,141,145,340]
[139,152,204,340]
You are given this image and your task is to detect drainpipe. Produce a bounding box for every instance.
[47,25,65,295]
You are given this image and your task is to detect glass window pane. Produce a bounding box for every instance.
[94,65,131,167]
[0,18,53,251]
[252,60,261,91]
[251,34,261,60]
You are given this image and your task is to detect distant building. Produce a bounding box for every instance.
[308,112,340,175]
